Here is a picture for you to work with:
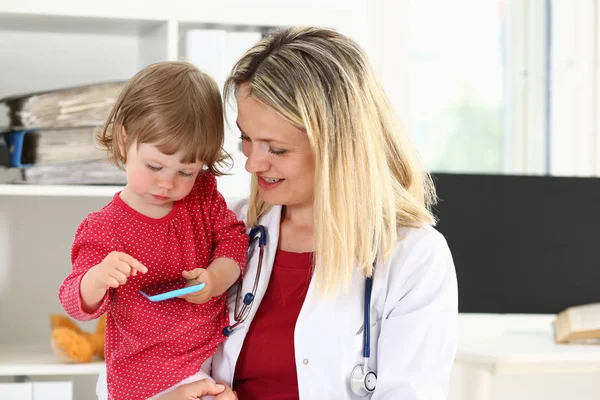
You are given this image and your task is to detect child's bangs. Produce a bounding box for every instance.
[134,113,222,166]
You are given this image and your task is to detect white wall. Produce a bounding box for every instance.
[0,30,143,128]
[0,195,110,400]
[0,196,108,344]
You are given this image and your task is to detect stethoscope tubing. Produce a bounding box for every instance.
[223,225,378,396]
[223,225,267,336]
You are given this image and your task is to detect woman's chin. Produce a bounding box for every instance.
[258,193,281,205]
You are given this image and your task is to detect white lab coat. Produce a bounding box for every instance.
[212,200,458,399]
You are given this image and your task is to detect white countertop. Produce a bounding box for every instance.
[456,313,600,373]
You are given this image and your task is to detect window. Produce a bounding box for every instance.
[407,0,549,175]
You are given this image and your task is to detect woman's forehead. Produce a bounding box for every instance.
[237,98,305,143]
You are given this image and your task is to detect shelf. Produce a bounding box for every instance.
[0,1,361,35]
[0,13,166,35]
[0,344,104,376]
[0,184,123,197]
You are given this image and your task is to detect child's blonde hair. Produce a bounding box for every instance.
[98,61,228,175]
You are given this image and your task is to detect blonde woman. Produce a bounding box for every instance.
[168,26,458,400]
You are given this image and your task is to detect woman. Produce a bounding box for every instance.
[174,26,457,400]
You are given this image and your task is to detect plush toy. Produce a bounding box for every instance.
[50,313,106,363]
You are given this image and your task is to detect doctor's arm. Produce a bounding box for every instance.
[372,232,458,400]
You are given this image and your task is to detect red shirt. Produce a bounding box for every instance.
[233,250,313,400]
[58,172,248,400]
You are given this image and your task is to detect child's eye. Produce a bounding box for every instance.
[147,164,161,171]
[239,134,251,142]
[179,171,194,178]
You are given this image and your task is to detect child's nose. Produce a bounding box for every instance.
[158,174,175,190]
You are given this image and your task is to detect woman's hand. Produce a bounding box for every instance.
[214,383,238,400]
[158,379,233,400]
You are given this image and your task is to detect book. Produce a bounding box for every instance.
[0,160,126,185]
[0,166,22,183]
[0,81,125,129]
[6,127,105,166]
[553,303,600,344]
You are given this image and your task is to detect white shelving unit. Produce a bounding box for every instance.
[0,345,104,376]
[0,1,371,399]
[0,185,122,197]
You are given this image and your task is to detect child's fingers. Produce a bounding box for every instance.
[115,260,135,276]
[182,268,203,280]
[182,291,210,304]
[109,269,128,285]
[117,252,148,274]
[104,276,122,289]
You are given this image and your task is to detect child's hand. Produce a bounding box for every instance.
[85,251,148,291]
[181,268,217,304]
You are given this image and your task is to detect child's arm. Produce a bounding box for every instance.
[206,184,248,272]
[59,216,147,320]
[181,258,240,304]
[181,173,249,304]
[203,172,248,273]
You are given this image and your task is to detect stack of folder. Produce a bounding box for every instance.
[3,81,124,129]
[0,82,127,185]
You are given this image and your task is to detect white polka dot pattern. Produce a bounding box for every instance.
[58,172,248,400]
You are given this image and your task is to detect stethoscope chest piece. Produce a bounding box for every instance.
[350,365,377,397]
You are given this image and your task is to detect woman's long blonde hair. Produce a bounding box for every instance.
[224,27,437,294]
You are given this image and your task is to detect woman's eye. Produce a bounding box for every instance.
[147,164,161,171]
[269,148,288,155]
[239,133,286,155]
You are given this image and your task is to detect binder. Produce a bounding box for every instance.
[3,127,103,168]
[0,81,125,129]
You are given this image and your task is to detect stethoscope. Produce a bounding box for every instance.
[350,274,378,396]
[222,225,378,397]
[222,225,267,337]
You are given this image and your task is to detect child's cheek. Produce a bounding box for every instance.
[129,168,155,194]
[178,179,196,199]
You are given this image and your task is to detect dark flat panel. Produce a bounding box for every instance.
[432,173,600,314]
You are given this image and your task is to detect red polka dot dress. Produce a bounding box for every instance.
[58,172,248,400]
